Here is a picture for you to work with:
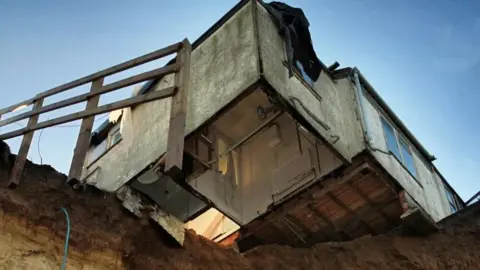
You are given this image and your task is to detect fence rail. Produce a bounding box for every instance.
[465,191,480,206]
[0,39,191,188]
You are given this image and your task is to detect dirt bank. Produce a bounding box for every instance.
[0,140,479,269]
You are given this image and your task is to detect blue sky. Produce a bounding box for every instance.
[1,0,478,201]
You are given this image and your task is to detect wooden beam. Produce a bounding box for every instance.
[346,181,397,226]
[199,134,213,146]
[311,196,398,243]
[100,64,179,95]
[283,214,312,246]
[184,148,212,170]
[272,163,371,219]
[0,42,182,115]
[0,87,177,140]
[203,212,225,239]
[0,64,179,128]
[165,39,191,179]
[306,203,353,242]
[8,98,44,188]
[307,203,335,229]
[240,164,374,244]
[281,217,307,245]
[326,192,377,235]
[68,78,104,182]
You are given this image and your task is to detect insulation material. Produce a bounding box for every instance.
[116,185,186,246]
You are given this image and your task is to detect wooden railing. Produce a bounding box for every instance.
[0,39,191,187]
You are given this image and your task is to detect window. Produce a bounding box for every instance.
[445,188,458,213]
[398,137,417,178]
[87,124,122,166]
[381,117,418,178]
[295,61,314,88]
[109,126,122,147]
[88,139,107,164]
[381,118,401,160]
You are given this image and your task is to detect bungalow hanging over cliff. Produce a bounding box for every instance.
[0,0,465,250]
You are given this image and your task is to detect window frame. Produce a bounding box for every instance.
[397,134,417,179]
[109,125,122,147]
[87,139,108,166]
[379,115,421,185]
[445,187,459,213]
[282,61,323,102]
[380,117,401,160]
[294,60,315,88]
[87,124,123,168]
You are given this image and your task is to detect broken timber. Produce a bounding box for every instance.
[0,39,191,187]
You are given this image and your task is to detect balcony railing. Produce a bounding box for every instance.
[0,39,191,187]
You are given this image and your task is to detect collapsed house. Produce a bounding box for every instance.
[0,0,465,251]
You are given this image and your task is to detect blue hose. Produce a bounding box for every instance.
[60,207,71,270]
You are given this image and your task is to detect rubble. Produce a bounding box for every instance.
[0,140,478,269]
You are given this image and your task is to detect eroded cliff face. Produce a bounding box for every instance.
[0,140,248,270]
[0,140,479,270]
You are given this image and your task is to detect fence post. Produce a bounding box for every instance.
[8,98,44,188]
[165,39,191,179]
[68,78,104,183]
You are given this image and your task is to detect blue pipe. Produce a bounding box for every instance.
[60,207,71,270]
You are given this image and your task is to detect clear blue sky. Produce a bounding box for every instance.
[1,0,478,201]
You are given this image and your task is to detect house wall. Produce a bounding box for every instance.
[360,86,452,221]
[255,2,365,163]
[81,1,260,192]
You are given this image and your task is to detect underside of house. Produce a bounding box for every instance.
[183,88,406,250]
[114,84,420,250]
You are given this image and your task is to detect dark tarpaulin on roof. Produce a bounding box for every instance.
[265,1,322,81]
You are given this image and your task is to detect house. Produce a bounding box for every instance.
[80,0,465,249]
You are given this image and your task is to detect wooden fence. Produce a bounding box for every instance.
[0,39,191,187]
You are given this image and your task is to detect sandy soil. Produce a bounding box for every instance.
[0,140,478,269]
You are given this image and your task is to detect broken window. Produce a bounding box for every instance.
[295,61,314,88]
